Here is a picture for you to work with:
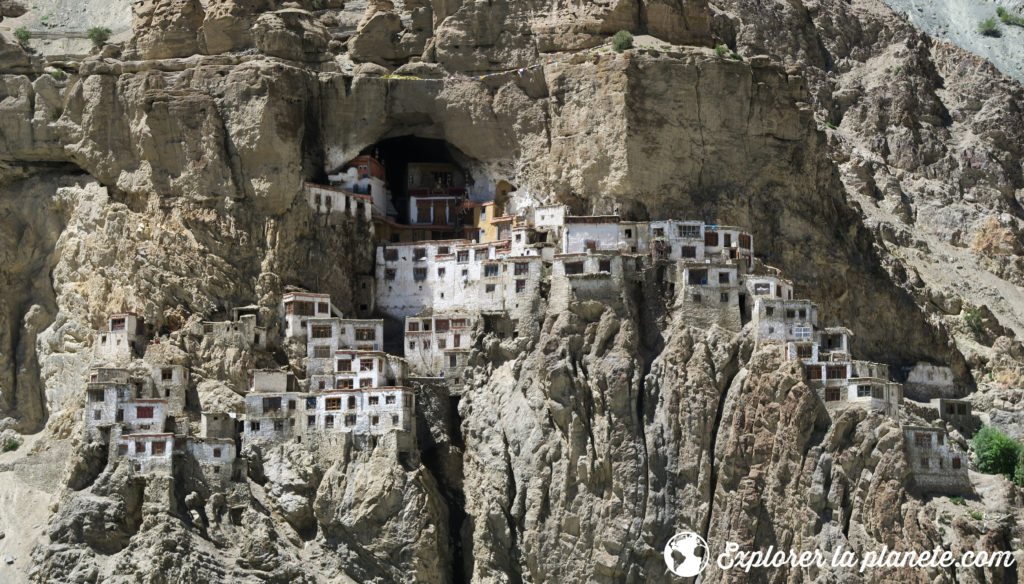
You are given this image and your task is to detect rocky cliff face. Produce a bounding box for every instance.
[0,0,1022,582]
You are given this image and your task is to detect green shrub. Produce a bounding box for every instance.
[1015,450,1024,487]
[2,439,20,452]
[730,52,743,61]
[50,107,63,121]
[611,30,633,52]
[969,510,984,520]
[48,68,67,80]
[87,27,112,48]
[972,425,1021,477]
[964,306,984,336]
[950,496,966,505]
[714,44,728,58]
[14,27,30,47]
[824,121,837,130]
[978,17,1001,37]
[997,7,1024,27]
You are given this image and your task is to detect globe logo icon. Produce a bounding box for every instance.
[664,531,710,577]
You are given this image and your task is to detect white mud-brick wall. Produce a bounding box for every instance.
[905,362,959,400]
[281,292,333,340]
[903,426,971,495]
[116,433,174,474]
[311,388,415,438]
[200,412,236,439]
[753,299,820,346]
[403,314,476,375]
[187,438,238,486]
[305,183,374,221]
[121,399,169,434]
[94,313,145,366]
[151,364,188,416]
[675,261,743,331]
[243,392,302,443]
[198,314,267,351]
[333,350,389,390]
[500,256,547,322]
[815,374,902,418]
[84,382,130,433]
[337,319,384,351]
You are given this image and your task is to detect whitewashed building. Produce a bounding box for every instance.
[403,313,476,376]
[94,313,146,365]
[281,292,334,339]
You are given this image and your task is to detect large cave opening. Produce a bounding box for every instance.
[359,136,475,226]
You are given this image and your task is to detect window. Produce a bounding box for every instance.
[824,387,841,401]
[337,359,352,372]
[250,421,260,431]
[516,280,526,293]
[585,240,597,251]
[872,386,884,399]
[457,251,469,263]
[408,341,415,350]
[385,269,396,281]
[318,302,329,314]
[136,406,154,419]
[117,443,128,456]
[564,262,584,275]
[786,309,796,319]
[857,385,871,398]
[704,231,718,246]
[345,415,356,427]
[407,321,419,332]
[359,378,373,388]
[306,397,316,409]
[135,441,146,454]
[273,420,284,431]
[355,328,375,341]
[438,339,447,349]
[739,233,752,249]
[680,224,701,238]
[369,396,379,406]
[94,410,101,420]
[680,246,697,258]
[484,264,499,277]
[461,269,469,278]
[485,284,496,293]
[453,334,461,348]
[161,368,173,381]
[692,294,702,303]
[653,227,665,237]
[826,365,847,379]
[515,262,528,275]
[212,447,222,458]
[438,267,446,277]
[88,390,105,403]
[599,260,611,273]
[438,246,450,255]
[386,395,396,405]
[718,272,730,284]
[404,395,413,407]
[688,269,708,285]
[794,326,812,340]
[371,416,379,425]
[754,283,771,295]
[798,309,807,319]
[920,456,929,468]
[384,249,398,261]
[807,366,822,380]
[765,306,774,316]
[262,397,282,413]
[324,397,341,411]
[449,355,458,367]
[325,415,335,429]
[313,345,331,359]
[413,268,427,281]
[952,456,961,469]
[724,233,732,247]
[307,415,316,427]
[452,319,467,328]
[914,433,932,448]
[720,293,729,303]
[392,414,399,425]
[111,318,126,331]
[413,248,427,260]
[359,359,374,372]
[348,396,356,409]
[311,325,332,339]
[337,378,354,390]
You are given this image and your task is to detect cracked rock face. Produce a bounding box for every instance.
[0,0,1022,582]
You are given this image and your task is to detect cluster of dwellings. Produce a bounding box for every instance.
[241,292,417,454]
[86,313,242,487]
